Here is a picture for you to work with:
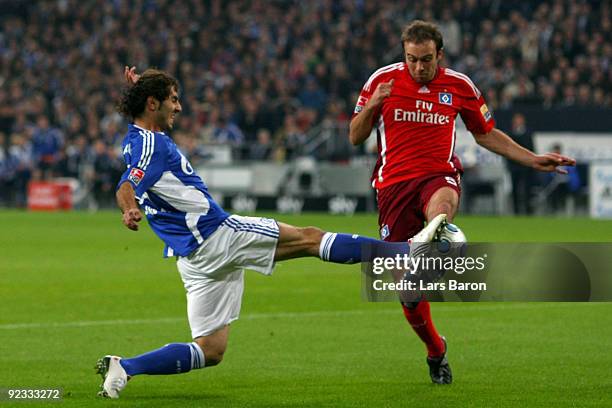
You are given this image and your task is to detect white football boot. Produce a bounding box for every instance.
[95,355,129,399]
[402,213,448,298]
[408,214,447,248]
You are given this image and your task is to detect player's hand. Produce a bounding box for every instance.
[124,66,140,85]
[532,153,576,174]
[369,79,394,107]
[122,208,142,231]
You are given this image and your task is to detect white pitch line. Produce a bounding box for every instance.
[0,317,185,330]
[0,310,388,330]
[0,303,606,330]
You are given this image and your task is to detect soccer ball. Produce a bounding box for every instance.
[436,222,467,257]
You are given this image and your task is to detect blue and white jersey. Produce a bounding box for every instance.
[118,124,229,257]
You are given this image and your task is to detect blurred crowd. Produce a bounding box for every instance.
[0,0,610,207]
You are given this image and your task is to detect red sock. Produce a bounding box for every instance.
[401,300,445,357]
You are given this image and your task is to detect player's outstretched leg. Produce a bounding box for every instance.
[95,342,205,399]
[274,214,448,265]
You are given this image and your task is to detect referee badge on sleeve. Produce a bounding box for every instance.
[129,168,145,185]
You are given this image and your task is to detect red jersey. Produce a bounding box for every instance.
[353,63,495,189]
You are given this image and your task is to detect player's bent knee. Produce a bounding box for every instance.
[436,202,453,215]
[196,343,226,367]
[428,200,457,221]
[203,350,225,366]
[193,336,227,367]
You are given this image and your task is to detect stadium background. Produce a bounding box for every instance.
[1,0,611,216]
[1,1,612,406]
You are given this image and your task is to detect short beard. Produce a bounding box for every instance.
[158,118,173,132]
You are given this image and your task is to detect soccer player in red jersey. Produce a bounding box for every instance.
[349,20,575,384]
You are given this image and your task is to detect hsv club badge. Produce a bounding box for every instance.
[439,92,453,105]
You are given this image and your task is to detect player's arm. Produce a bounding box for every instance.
[116,181,142,231]
[349,79,394,145]
[473,128,576,174]
[116,132,166,231]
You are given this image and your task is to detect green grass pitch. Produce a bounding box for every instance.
[1,211,611,407]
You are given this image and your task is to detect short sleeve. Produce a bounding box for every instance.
[352,87,372,119]
[118,132,166,198]
[460,93,495,135]
[352,76,383,126]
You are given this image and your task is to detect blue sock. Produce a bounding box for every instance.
[119,342,204,376]
[319,233,409,264]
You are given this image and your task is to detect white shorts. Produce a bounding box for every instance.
[176,215,279,338]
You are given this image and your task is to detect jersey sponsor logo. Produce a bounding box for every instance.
[480,104,492,121]
[445,176,458,187]
[416,100,434,110]
[439,92,453,105]
[393,108,451,125]
[128,167,145,185]
[380,224,390,240]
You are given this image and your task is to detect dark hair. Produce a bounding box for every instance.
[116,69,179,119]
[401,20,444,52]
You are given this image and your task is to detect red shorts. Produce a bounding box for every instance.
[376,173,461,241]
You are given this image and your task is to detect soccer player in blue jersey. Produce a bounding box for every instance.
[96,67,448,399]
